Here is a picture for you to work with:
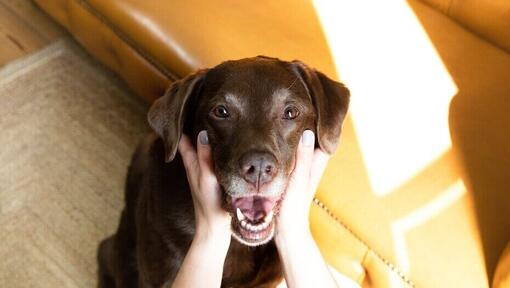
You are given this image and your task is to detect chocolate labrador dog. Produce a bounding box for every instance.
[97,56,349,288]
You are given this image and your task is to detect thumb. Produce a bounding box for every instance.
[287,130,315,190]
[196,131,217,187]
[178,134,199,173]
[308,149,330,198]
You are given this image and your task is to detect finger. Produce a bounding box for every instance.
[196,131,217,186]
[308,149,331,196]
[178,134,199,173]
[287,130,315,189]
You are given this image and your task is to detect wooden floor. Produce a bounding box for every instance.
[0,0,65,67]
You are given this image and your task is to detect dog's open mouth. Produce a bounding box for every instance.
[228,195,281,246]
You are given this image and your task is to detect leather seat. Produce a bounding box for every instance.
[34,0,336,102]
[494,242,510,288]
[34,0,510,286]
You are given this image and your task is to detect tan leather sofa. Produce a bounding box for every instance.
[33,0,510,287]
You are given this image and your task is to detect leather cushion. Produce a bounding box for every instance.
[420,0,510,52]
[80,0,339,79]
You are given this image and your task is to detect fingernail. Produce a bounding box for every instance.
[302,130,314,147]
[198,130,209,145]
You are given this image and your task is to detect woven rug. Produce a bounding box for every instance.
[0,39,149,287]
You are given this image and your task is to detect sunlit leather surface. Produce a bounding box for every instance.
[35,0,510,287]
[420,0,510,52]
[494,243,510,288]
[34,0,337,102]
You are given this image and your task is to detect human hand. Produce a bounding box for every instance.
[178,131,232,241]
[273,131,338,288]
[173,131,232,288]
[275,130,331,240]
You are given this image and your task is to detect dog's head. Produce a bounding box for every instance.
[148,57,349,246]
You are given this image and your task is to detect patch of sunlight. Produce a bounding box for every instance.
[312,0,458,196]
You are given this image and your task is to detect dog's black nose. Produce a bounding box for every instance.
[240,152,278,188]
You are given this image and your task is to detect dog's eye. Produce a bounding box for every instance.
[212,105,230,118]
[283,106,300,120]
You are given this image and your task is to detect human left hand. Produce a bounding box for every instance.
[275,130,331,239]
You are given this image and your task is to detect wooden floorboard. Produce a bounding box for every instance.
[0,0,65,67]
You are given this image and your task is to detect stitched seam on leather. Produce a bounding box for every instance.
[312,197,416,287]
[73,0,178,81]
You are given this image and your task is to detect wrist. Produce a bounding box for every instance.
[274,221,313,248]
[195,221,232,248]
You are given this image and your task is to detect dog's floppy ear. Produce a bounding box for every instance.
[291,61,350,154]
[148,69,208,162]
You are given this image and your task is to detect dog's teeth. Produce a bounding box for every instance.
[264,211,274,223]
[248,223,261,232]
[241,217,271,233]
[236,208,245,221]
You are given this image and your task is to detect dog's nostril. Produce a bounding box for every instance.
[240,152,278,187]
[260,164,276,185]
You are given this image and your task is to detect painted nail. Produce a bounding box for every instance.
[302,130,314,147]
[199,130,209,145]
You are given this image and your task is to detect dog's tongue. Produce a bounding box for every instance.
[232,196,276,221]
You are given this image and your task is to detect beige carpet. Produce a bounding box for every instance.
[0,39,149,287]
